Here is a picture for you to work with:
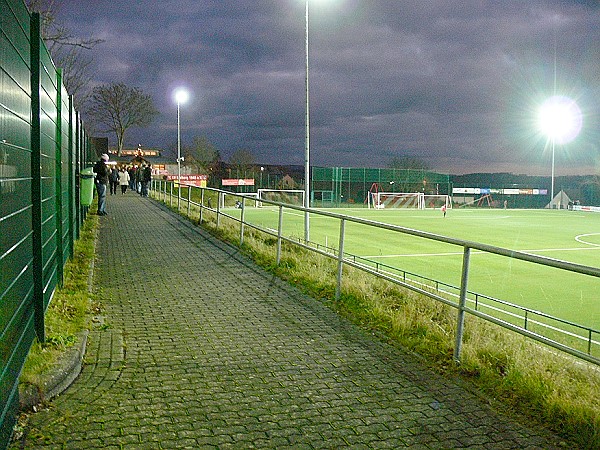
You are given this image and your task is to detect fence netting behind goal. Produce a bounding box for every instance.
[257,189,305,207]
[423,195,451,209]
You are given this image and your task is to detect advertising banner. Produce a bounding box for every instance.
[222,178,255,186]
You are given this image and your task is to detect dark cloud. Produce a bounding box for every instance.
[57,0,600,175]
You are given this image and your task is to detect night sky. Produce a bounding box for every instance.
[55,1,600,175]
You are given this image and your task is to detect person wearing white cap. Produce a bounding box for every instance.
[93,153,110,215]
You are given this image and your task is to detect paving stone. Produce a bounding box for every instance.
[14,194,571,449]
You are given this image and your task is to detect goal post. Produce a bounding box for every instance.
[218,192,259,209]
[369,192,424,209]
[257,189,305,207]
[423,194,452,209]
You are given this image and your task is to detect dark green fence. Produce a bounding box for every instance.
[312,167,451,206]
[1,1,91,446]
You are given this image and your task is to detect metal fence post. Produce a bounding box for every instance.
[453,246,471,363]
[276,205,284,265]
[169,182,173,208]
[30,12,45,343]
[216,193,222,228]
[55,69,64,287]
[187,185,192,217]
[240,197,246,245]
[336,218,346,301]
[200,188,205,223]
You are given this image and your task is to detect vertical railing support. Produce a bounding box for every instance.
[169,182,173,208]
[453,246,471,364]
[216,193,222,228]
[335,219,346,301]
[187,184,192,217]
[200,188,205,223]
[276,205,284,265]
[240,197,246,245]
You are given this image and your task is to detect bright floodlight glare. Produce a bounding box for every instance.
[174,89,189,105]
[538,95,582,144]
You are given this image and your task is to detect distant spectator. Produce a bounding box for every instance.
[109,167,119,195]
[93,154,110,216]
[141,164,152,197]
[118,167,130,195]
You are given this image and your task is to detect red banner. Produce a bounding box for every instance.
[222,178,255,186]
[167,174,207,187]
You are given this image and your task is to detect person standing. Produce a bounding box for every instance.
[118,167,130,194]
[93,153,110,216]
[109,167,119,195]
[128,166,137,191]
[141,164,152,197]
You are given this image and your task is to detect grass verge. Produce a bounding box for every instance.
[173,201,600,449]
[18,212,100,387]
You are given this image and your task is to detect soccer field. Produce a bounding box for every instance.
[240,206,600,331]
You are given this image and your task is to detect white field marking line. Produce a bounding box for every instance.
[364,246,600,259]
[575,233,600,247]
[366,263,600,348]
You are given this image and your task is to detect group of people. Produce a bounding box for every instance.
[93,153,153,216]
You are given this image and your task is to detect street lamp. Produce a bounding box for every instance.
[260,166,264,189]
[538,95,582,206]
[174,88,189,209]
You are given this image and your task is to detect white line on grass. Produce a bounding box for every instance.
[364,246,600,259]
[575,233,600,247]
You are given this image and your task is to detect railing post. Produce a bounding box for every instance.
[216,192,222,228]
[200,188,205,223]
[169,182,173,208]
[240,197,246,245]
[187,184,192,217]
[335,218,346,301]
[453,246,471,364]
[276,205,284,265]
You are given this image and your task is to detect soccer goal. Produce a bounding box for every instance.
[257,189,305,207]
[218,192,259,209]
[423,194,452,210]
[368,192,424,209]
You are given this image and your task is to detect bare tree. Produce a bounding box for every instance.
[87,83,159,155]
[27,0,102,108]
[388,156,430,171]
[229,148,256,178]
[184,136,221,174]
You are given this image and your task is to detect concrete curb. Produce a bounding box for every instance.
[19,330,89,410]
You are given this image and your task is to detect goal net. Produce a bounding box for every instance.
[369,192,424,209]
[257,189,305,207]
[218,192,259,209]
[423,195,452,209]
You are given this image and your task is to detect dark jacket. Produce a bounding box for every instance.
[94,160,109,185]
[142,166,152,183]
[109,168,119,182]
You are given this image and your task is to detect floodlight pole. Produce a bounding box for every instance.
[550,139,555,207]
[304,0,310,243]
[177,98,182,210]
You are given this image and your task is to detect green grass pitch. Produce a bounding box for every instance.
[240,206,600,332]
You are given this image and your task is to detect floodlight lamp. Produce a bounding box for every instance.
[174,89,189,105]
[538,95,582,144]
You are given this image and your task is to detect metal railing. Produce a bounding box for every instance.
[152,180,600,367]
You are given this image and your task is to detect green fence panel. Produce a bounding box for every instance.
[0,0,35,445]
[1,2,88,446]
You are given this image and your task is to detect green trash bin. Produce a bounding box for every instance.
[80,167,95,206]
